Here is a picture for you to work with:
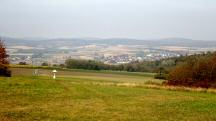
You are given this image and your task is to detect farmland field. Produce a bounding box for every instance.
[0,68,216,121]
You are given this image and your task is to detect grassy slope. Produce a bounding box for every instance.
[11,67,155,77]
[0,69,216,121]
[11,68,160,84]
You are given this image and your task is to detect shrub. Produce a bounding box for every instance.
[154,73,167,80]
[19,62,27,65]
[41,62,49,66]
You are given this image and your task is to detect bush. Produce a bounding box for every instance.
[41,62,49,66]
[165,52,216,88]
[19,62,27,65]
[0,64,11,77]
[154,73,167,80]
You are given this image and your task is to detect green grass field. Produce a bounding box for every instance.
[0,68,216,121]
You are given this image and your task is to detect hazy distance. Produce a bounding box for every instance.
[0,0,216,40]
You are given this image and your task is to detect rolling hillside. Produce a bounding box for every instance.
[0,68,216,121]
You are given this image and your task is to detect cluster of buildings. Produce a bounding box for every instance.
[95,54,137,64]
[9,52,180,65]
[94,52,180,64]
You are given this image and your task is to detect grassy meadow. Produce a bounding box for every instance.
[0,68,216,121]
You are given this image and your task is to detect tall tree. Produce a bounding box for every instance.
[0,39,11,77]
[0,40,9,65]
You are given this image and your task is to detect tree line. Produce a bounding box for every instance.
[64,56,179,73]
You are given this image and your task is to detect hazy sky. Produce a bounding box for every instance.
[0,0,216,40]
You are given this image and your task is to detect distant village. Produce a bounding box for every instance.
[7,44,204,66]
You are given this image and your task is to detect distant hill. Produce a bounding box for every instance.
[1,36,216,48]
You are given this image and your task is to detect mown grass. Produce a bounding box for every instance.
[11,65,155,77]
[11,68,160,84]
[0,69,216,121]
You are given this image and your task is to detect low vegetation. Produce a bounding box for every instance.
[1,68,216,121]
